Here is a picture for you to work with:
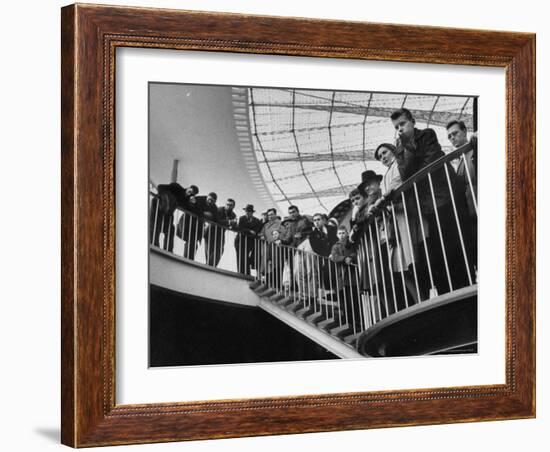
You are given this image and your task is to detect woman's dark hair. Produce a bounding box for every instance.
[374,143,397,160]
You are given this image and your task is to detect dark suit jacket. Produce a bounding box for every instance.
[236,215,263,237]
[156,182,188,215]
[195,196,218,223]
[395,127,453,213]
[309,225,337,257]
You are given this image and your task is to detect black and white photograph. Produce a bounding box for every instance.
[148,83,479,366]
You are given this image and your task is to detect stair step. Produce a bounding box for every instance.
[252,284,268,294]
[343,332,362,346]
[330,324,353,338]
[258,288,276,298]
[296,306,315,319]
[269,292,286,302]
[306,311,326,325]
[286,301,305,313]
[277,296,294,307]
[249,280,262,290]
[317,317,341,331]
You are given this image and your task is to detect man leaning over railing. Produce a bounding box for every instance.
[446,120,478,277]
[391,107,471,296]
[151,182,198,252]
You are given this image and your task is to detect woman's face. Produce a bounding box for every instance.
[378,146,395,167]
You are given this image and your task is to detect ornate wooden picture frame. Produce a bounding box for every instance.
[61,3,535,447]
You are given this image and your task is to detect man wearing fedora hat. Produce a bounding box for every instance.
[357,170,383,210]
[235,204,263,275]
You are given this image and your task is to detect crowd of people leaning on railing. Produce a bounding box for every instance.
[150,108,478,323]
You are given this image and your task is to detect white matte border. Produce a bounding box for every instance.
[117,48,505,404]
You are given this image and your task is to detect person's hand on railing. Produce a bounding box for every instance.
[344,257,352,265]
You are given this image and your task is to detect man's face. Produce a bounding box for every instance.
[206,195,216,205]
[288,208,299,220]
[351,193,365,207]
[267,210,276,222]
[337,229,348,241]
[226,201,235,212]
[313,215,324,228]
[272,230,280,240]
[365,180,380,195]
[392,114,415,140]
[447,124,468,148]
[185,188,195,197]
[246,210,253,218]
[377,146,395,168]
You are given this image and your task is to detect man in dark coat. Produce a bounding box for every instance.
[391,108,469,295]
[150,182,198,252]
[234,204,263,275]
[447,119,478,277]
[281,205,313,248]
[309,213,338,316]
[197,192,221,266]
[210,198,237,267]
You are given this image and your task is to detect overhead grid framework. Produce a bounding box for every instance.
[247,88,475,215]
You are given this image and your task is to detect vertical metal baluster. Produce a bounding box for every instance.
[315,254,323,315]
[367,226,382,322]
[299,250,304,305]
[348,264,356,335]
[305,251,311,310]
[461,154,478,215]
[361,235,375,324]
[159,214,165,250]
[444,163,473,285]
[355,242,368,329]
[428,173,453,291]
[382,210,398,313]
[373,221,390,317]
[353,265,365,331]
[278,246,282,294]
[334,259,342,327]
[401,192,422,302]
[268,242,275,288]
[328,257,335,321]
[152,197,159,246]
[237,233,241,274]
[390,202,409,308]
[413,182,436,297]
[190,214,195,260]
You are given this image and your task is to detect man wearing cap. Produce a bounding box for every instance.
[235,204,263,275]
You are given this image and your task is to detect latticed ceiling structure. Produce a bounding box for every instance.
[248,88,475,216]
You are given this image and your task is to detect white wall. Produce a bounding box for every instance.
[149,83,272,213]
[1,1,546,452]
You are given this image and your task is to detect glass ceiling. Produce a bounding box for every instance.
[248,88,475,216]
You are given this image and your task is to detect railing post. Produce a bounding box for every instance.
[461,153,478,215]
[401,192,422,302]
[381,210,398,313]
[427,173,453,292]
[413,182,437,298]
[444,163,473,286]
[372,222,390,318]
[390,202,410,308]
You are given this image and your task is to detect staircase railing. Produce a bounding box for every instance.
[149,141,477,354]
